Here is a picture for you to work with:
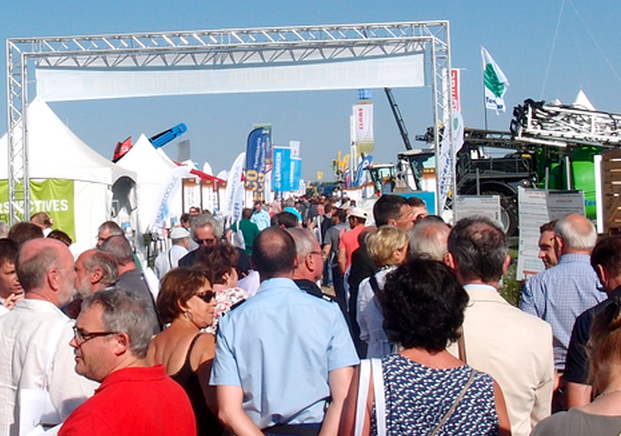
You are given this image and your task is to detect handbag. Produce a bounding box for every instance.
[231,222,245,250]
[19,320,68,436]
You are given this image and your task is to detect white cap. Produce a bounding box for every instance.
[169,227,190,240]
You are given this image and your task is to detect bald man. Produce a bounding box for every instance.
[0,239,96,435]
[521,214,606,372]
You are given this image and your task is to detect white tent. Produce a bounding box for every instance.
[115,134,186,234]
[0,99,137,246]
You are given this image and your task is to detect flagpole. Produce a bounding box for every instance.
[481,45,488,131]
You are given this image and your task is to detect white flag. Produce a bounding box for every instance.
[481,47,509,113]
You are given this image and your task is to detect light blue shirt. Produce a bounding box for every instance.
[250,209,271,231]
[521,253,606,370]
[210,277,359,429]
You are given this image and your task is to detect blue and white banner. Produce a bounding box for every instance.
[151,166,191,228]
[245,128,268,202]
[273,147,291,192]
[354,155,373,187]
[223,152,246,221]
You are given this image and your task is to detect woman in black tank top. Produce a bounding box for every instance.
[147,267,223,436]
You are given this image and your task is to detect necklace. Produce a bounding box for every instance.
[595,388,621,400]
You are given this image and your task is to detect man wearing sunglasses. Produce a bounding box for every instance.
[0,238,96,435]
[59,289,195,436]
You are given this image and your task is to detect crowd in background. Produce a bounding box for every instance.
[0,194,619,436]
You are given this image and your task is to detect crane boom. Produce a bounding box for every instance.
[384,88,413,151]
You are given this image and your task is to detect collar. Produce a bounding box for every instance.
[558,253,592,264]
[96,364,166,394]
[463,283,498,293]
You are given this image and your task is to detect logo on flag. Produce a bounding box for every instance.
[481,47,509,113]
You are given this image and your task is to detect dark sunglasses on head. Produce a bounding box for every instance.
[195,291,215,303]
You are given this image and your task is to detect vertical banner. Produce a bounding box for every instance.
[245,127,268,203]
[223,152,246,221]
[438,68,464,213]
[151,166,191,229]
[290,141,302,191]
[0,179,75,241]
[354,155,373,187]
[354,102,374,155]
[273,147,292,192]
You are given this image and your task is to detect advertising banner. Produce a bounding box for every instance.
[273,147,291,192]
[245,128,268,203]
[0,179,75,240]
[223,152,246,221]
[354,103,374,155]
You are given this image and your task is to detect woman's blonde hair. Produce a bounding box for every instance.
[366,225,409,267]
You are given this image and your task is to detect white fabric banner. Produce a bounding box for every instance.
[354,103,374,154]
[36,54,425,102]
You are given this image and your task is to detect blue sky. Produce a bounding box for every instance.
[2,0,621,180]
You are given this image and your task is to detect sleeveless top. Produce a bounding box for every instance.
[371,354,499,436]
[171,334,223,436]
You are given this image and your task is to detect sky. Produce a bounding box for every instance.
[2,0,621,181]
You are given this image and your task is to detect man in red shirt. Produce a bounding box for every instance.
[337,207,368,274]
[59,289,195,436]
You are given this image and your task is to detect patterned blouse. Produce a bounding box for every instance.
[371,354,499,436]
[206,286,249,334]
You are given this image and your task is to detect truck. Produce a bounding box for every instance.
[369,92,621,235]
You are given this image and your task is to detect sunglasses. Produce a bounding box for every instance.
[195,291,215,303]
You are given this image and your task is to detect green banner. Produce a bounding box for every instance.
[0,179,75,241]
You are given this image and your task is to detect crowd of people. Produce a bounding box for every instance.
[0,197,619,436]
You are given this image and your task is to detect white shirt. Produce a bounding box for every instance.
[357,267,396,358]
[0,299,97,436]
[154,245,188,279]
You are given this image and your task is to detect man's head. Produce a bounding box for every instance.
[169,227,190,248]
[272,211,299,229]
[191,214,223,248]
[348,207,367,229]
[251,227,297,281]
[180,213,191,229]
[99,235,135,269]
[242,208,253,221]
[30,212,53,230]
[445,216,510,287]
[407,196,429,223]
[0,220,8,238]
[287,228,324,282]
[0,239,21,299]
[189,206,201,217]
[75,249,118,297]
[538,220,558,269]
[373,195,414,231]
[16,238,76,307]
[71,288,157,382]
[410,220,451,261]
[96,221,123,248]
[554,214,597,258]
[590,236,621,294]
[332,208,347,225]
[8,222,44,247]
[254,201,263,213]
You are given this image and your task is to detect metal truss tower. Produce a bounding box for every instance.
[6,21,452,224]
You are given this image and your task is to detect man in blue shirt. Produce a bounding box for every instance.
[521,214,606,372]
[250,200,271,231]
[211,227,359,436]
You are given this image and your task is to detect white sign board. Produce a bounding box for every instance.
[516,188,585,280]
[454,195,502,226]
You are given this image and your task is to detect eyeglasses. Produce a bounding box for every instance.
[195,291,215,303]
[72,326,119,344]
[310,251,326,260]
[195,238,217,246]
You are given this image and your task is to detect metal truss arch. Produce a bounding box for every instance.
[7,21,453,224]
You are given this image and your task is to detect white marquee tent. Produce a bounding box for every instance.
[0,99,137,246]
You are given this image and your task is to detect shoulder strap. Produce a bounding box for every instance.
[43,319,70,391]
[371,358,386,436]
[428,369,477,436]
[185,333,203,364]
[354,360,371,436]
[369,275,381,296]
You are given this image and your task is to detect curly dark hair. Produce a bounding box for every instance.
[193,243,239,285]
[379,258,469,352]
